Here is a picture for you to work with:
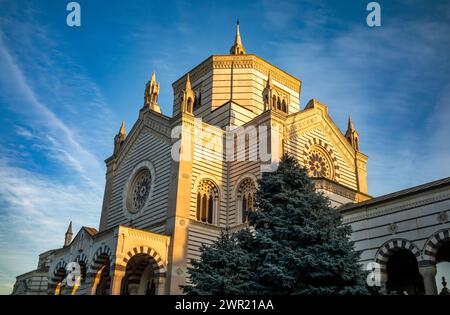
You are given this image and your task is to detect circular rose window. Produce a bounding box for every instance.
[307,149,332,179]
[127,168,151,213]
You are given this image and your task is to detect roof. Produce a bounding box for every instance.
[340,177,450,212]
[82,226,98,236]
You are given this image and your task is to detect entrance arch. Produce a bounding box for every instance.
[120,246,166,295]
[423,229,450,294]
[375,239,422,294]
[386,249,424,294]
[89,245,112,295]
[48,260,68,295]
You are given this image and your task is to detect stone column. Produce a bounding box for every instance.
[109,269,125,295]
[419,261,438,295]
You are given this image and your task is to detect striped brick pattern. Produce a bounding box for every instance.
[48,260,67,294]
[375,239,421,270]
[121,246,166,277]
[423,228,450,262]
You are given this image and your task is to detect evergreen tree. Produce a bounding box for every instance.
[181,229,259,295]
[182,154,368,295]
[248,154,368,294]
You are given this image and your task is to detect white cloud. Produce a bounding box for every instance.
[0,5,113,294]
[264,10,450,195]
[0,159,101,294]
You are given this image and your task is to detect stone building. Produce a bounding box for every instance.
[11,22,449,295]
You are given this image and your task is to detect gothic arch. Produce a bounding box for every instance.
[375,238,421,270]
[423,228,450,263]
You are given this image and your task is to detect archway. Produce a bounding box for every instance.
[121,253,161,295]
[386,249,424,295]
[49,261,68,295]
[435,240,450,294]
[89,246,112,295]
[91,254,111,295]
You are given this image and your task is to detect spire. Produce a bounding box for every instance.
[229,19,246,55]
[119,120,126,137]
[181,73,195,114]
[348,115,356,132]
[64,221,73,247]
[150,71,156,84]
[345,115,360,151]
[143,71,162,113]
[185,73,192,91]
[114,120,127,154]
[266,72,273,88]
[263,72,275,111]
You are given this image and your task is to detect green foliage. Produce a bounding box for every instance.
[182,154,369,295]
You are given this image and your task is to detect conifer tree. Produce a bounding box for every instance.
[248,154,368,294]
[182,154,368,295]
[181,229,259,295]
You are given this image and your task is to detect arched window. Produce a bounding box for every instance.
[194,91,202,110]
[277,98,281,110]
[354,137,359,151]
[237,178,256,224]
[272,95,277,109]
[282,99,287,113]
[196,179,219,224]
[186,97,193,113]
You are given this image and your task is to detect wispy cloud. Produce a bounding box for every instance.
[0,3,114,293]
[262,4,450,195]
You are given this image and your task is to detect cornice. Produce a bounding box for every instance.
[342,191,450,224]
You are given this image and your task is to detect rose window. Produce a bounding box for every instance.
[128,169,151,213]
[307,149,332,179]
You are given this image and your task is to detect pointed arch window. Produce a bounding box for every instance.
[281,99,287,113]
[272,95,277,110]
[186,97,193,114]
[236,178,256,224]
[196,179,219,224]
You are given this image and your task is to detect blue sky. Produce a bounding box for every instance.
[0,0,449,294]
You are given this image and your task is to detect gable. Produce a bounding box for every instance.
[285,103,361,191]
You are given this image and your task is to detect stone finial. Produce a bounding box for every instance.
[114,120,127,154]
[263,72,275,110]
[181,73,195,114]
[345,115,360,151]
[64,221,73,247]
[229,19,246,55]
[144,71,162,113]
[119,120,126,137]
